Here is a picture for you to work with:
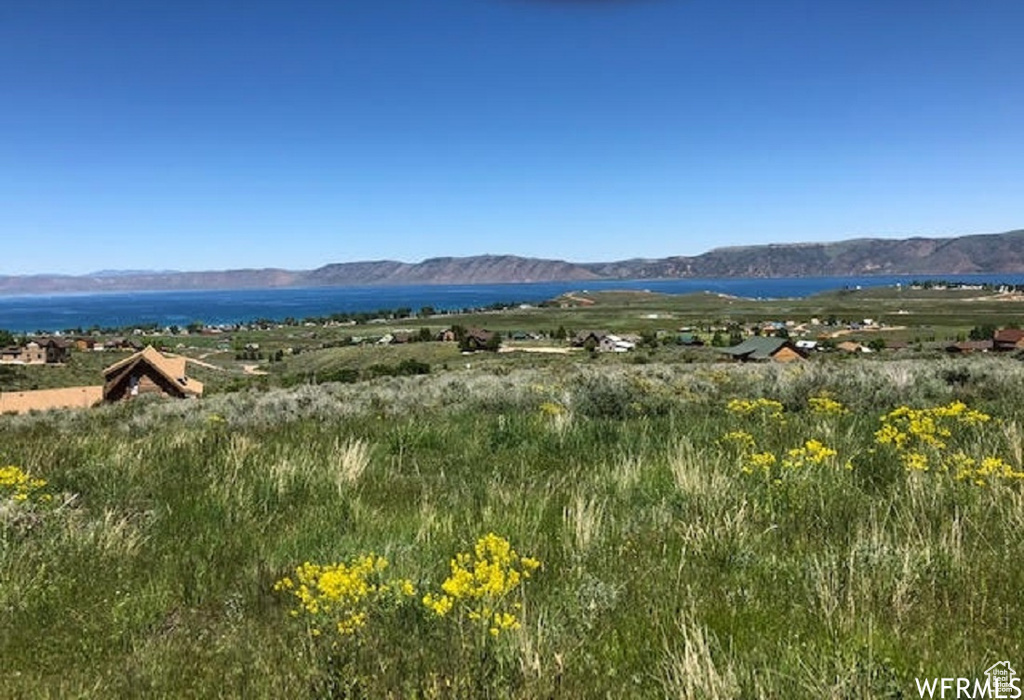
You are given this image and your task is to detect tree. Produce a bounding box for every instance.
[711,330,726,347]
[968,324,996,341]
[419,306,435,318]
[418,327,433,343]
[0,329,14,347]
[867,338,886,352]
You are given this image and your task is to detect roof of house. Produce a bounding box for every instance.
[102,346,203,396]
[720,336,794,360]
[465,328,495,342]
[945,340,993,352]
[0,386,104,415]
[994,328,1024,343]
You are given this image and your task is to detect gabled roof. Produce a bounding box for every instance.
[102,346,203,396]
[465,328,495,343]
[721,336,794,360]
[574,330,608,343]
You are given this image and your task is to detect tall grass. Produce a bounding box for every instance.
[2,357,1023,697]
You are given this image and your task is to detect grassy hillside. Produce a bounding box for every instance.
[3,358,1024,697]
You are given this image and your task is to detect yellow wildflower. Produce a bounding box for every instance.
[422,534,540,637]
[808,396,848,415]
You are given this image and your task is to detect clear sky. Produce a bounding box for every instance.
[2,0,1022,274]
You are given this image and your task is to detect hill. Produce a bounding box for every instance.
[582,229,1024,278]
[3,229,1023,294]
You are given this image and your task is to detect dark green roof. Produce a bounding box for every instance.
[720,336,790,360]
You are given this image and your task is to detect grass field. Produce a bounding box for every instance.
[3,356,1024,697]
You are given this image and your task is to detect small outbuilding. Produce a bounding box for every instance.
[102,346,203,402]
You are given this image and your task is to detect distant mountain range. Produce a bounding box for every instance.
[4,229,1023,295]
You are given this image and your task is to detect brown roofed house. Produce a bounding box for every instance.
[993,328,1024,352]
[461,328,498,351]
[945,339,993,354]
[102,346,203,402]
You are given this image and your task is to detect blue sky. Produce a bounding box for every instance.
[2,0,1022,274]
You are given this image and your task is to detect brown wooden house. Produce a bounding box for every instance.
[462,328,498,351]
[0,338,71,365]
[993,329,1024,351]
[102,346,203,402]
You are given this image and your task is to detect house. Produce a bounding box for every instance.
[572,330,608,348]
[0,342,47,365]
[836,341,869,354]
[676,333,705,347]
[0,338,71,365]
[102,346,203,402]
[599,334,635,353]
[26,337,72,363]
[436,328,457,342]
[945,340,993,354]
[720,337,805,363]
[795,340,818,351]
[461,328,498,351]
[105,337,144,351]
[0,346,29,364]
[993,328,1024,351]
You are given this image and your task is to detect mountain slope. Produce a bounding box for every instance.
[3,229,1024,294]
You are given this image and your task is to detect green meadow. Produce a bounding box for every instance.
[4,356,1024,698]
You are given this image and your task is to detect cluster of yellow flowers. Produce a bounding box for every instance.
[875,401,991,451]
[781,439,839,469]
[423,533,541,638]
[807,396,849,415]
[720,430,756,451]
[538,401,567,417]
[726,398,785,419]
[274,554,416,637]
[0,465,51,504]
[723,399,841,477]
[276,534,541,641]
[873,402,1019,484]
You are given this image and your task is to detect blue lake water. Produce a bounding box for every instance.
[1,274,1023,333]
